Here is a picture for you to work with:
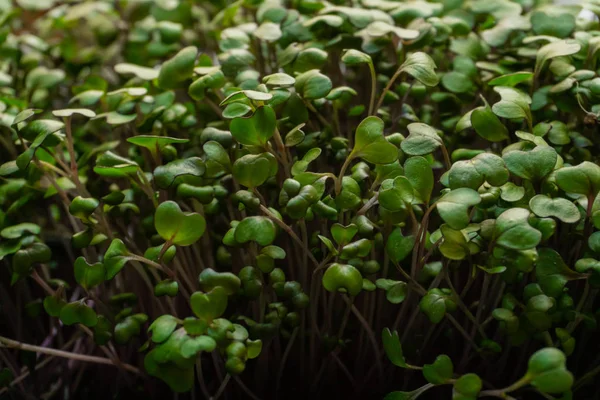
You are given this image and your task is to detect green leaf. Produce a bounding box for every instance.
[529,195,580,224]
[1,223,41,239]
[291,148,321,176]
[16,122,63,170]
[234,216,277,246]
[74,256,105,291]
[500,182,525,202]
[203,141,231,174]
[400,123,443,156]
[263,73,295,87]
[303,15,344,28]
[494,208,542,251]
[93,112,137,126]
[69,90,104,106]
[318,235,338,256]
[52,108,96,118]
[148,315,178,343]
[488,72,533,87]
[114,63,159,80]
[448,153,508,190]
[351,116,398,164]
[199,268,241,295]
[25,67,65,90]
[555,161,600,197]
[533,121,570,146]
[503,146,557,181]
[536,248,583,297]
[322,263,363,296]
[404,156,433,204]
[436,188,481,230]
[246,339,262,359]
[492,86,532,123]
[12,109,42,126]
[157,46,198,89]
[155,201,206,246]
[420,288,456,323]
[94,151,139,178]
[181,335,217,358]
[453,373,482,399]
[362,20,419,39]
[254,22,282,42]
[284,123,306,147]
[223,103,252,119]
[439,225,470,261]
[0,161,19,176]
[377,279,407,304]
[294,70,332,100]
[442,71,474,94]
[153,157,205,189]
[190,287,228,321]
[423,354,454,384]
[386,228,415,263]
[336,176,362,211]
[0,239,25,261]
[535,40,581,76]
[189,71,226,100]
[382,328,407,367]
[531,11,575,38]
[43,295,66,317]
[69,196,99,220]
[470,104,509,142]
[12,243,51,277]
[232,152,278,188]
[589,232,600,253]
[104,239,130,280]
[379,176,414,211]
[15,120,64,169]
[331,223,358,246]
[127,136,189,151]
[527,348,574,394]
[230,106,276,146]
[144,337,194,392]
[155,280,179,297]
[341,49,372,66]
[400,52,439,87]
[59,301,98,327]
[19,119,64,141]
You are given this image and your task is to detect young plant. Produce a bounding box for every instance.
[1,1,600,399]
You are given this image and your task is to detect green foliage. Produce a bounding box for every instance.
[1,0,598,399]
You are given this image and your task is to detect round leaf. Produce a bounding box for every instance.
[155,201,206,246]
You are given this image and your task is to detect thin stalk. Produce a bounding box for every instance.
[440,144,452,170]
[335,155,354,195]
[0,336,141,375]
[271,128,291,178]
[259,205,318,268]
[574,362,600,390]
[357,192,379,215]
[196,358,211,400]
[375,66,404,113]
[233,376,262,400]
[445,273,487,339]
[211,374,231,400]
[337,297,353,339]
[304,100,332,131]
[342,295,384,380]
[275,327,298,397]
[63,116,85,194]
[367,62,377,116]
[479,374,532,398]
